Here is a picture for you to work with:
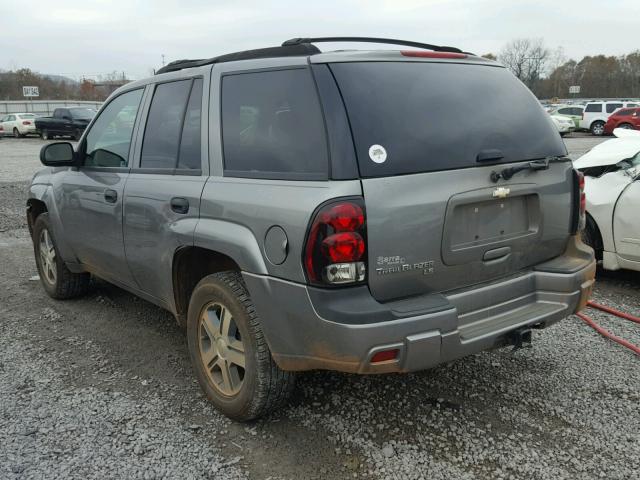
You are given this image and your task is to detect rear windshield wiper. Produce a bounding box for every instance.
[490,156,567,183]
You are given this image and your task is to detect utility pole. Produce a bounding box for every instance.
[161,54,166,67]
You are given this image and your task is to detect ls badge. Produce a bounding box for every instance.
[492,187,511,199]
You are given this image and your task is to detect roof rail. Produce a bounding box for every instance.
[282,37,465,54]
[156,43,320,75]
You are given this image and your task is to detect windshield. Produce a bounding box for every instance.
[69,108,96,120]
[330,62,566,177]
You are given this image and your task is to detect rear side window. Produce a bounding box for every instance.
[558,108,572,115]
[140,79,196,170]
[606,103,623,113]
[221,68,328,180]
[616,109,633,116]
[177,79,203,170]
[330,62,565,177]
[585,104,602,113]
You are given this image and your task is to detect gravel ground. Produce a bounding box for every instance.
[1,136,639,479]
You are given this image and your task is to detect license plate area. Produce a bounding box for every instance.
[441,186,541,266]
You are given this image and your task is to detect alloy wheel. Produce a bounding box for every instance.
[39,228,57,285]
[198,301,246,396]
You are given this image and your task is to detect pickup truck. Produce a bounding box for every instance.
[35,107,96,140]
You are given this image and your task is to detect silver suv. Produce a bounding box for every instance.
[28,37,596,421]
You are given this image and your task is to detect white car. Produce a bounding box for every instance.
[0,113,38,137]
[574,128,640,272]
[550,114,575,136]
[580,101,639,136]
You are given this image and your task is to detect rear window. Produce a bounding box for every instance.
[330,62,565,177]
[585,104,602,113]
[221,68,328,180]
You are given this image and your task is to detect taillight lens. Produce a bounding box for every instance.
[572,170,586,234]
[304,199,367,286]
[22,121,31,125]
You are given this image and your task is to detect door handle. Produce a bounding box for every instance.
[104,189,118,203]
[170,197,189,214]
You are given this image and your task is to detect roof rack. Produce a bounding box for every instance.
[282,37,465,54]
[156,43,320,74]
[156,36,468,75]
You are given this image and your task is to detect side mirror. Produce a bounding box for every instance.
[40,142,76,166]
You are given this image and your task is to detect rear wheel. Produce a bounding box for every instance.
[41,129,50,140]
[33,213,90,299]
[591,121,605,136]
[187,271,295,421]
[13,127,23,138]
[73,128,82,140]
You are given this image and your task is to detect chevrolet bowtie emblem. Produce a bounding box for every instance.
[493,187,511,198]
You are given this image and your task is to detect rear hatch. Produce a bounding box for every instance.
[329,59,572,302]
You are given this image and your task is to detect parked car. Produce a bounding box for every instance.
[28,37,595,421]
[35,107,96,140]
[574,128,640,272]
[548,105,584,129]
[0,113,38,137]
[550,114,575,136]
[603,107,640,135]
[580,101,639,136]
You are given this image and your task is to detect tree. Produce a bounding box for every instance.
[498,38,550,89]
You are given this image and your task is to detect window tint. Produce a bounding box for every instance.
[558,108,571,115]
[585,103,602,113]
[606,103,623,113]
[627,103,638,107]
[616,109,632,116]
[572,108,584,116]
[140,80,192,169]
[331,62,565,177]
[221,68,328,179]
[84,89,143,168]
[177,78,203,170]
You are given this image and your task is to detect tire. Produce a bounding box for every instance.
[73,129,82,141]
[13,127,23,138]
[619,123,634,130]
[591,121,605,136]
[581,216,603,262]
[187,271,295,421]
[41,129,50,140]
[32,213,90,299]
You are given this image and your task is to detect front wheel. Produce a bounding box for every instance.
[619,123,634,130]
[187,271,295,421]
[41,129,50,140]
[33,213,90,299]
[591,121,605,136]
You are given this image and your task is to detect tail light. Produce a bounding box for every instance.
[571,169,586,234]
[304,199,367,286]
[22,121,32,125]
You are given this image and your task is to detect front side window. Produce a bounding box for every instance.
[221,68,328,179]
[177,79,203,170]
[84,89,143,168]
[616,109,632,117]
[585,104,602,113]
[69,108,95,120]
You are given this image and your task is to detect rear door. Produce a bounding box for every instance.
[123,77,207,305]
[330,61,573,301]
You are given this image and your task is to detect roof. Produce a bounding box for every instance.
[155,36,471,75]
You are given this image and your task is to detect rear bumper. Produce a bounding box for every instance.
[244,236,596,374]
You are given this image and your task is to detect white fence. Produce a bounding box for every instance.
[0,100,103,116]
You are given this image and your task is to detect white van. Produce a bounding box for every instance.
[580,101,639,135]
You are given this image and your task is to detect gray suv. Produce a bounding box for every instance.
[29,37,596,421]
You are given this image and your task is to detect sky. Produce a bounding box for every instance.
[1,0,639,80]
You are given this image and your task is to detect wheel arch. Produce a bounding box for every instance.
[172,246,243,327]
[26,198,48,237]
[584,211,604,261]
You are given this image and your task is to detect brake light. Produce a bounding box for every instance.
[400,50,467,59]
[571,170,586,234]
[22,121,32,125]
[304,199,367,286]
